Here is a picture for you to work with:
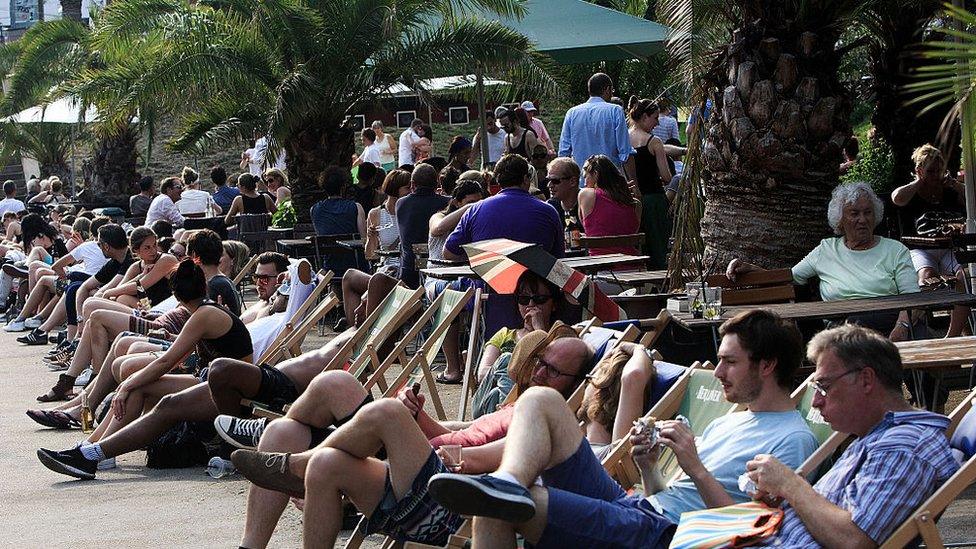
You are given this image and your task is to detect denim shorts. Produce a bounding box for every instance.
[531,439,675,549]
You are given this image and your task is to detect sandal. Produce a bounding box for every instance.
[435,372,463,385]
[26,409,80,429]
[37,374,75,402]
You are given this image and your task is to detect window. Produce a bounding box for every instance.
[448,106,469,125]
[396,110,418,129]
[350,115,366,131]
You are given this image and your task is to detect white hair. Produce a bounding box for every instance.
[370,120,384,130]
[827,181,884,235]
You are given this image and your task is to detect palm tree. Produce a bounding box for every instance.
[0,122,76,182]
[80,0,556,219]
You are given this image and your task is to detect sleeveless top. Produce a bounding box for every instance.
[196,302,253,369]
[140,256,173,305]
[507,129,530,158]
[375,134,396,166]
[634,136,664,195]
[376,205,400,268]
[582,188,640,256]
[241,193,269,214]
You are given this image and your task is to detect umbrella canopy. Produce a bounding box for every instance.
[1,97,97,124]
[462,238,626,322]
[483,0,668,64]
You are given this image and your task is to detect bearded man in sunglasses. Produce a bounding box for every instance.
[239,251,290,324]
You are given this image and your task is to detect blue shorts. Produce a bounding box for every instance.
[531,439,675,549]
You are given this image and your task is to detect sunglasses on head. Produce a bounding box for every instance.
[516,294,552,306]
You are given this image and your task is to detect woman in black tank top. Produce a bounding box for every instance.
[501,107,539,159]
[627,97,675,268]
[224,173,276,226]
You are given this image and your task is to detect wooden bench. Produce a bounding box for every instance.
[705,268,795,306]
[578,233,645,253]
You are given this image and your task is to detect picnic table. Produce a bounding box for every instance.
[671,289,976,330]
[897,336,976,410]
[595,269,669,292]
[420,253,650,281]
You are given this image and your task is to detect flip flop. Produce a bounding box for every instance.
[26,409,80,429]
[435,372,463,385]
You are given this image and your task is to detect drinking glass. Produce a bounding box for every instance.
[703,287,723,320]
[441,444,462,472]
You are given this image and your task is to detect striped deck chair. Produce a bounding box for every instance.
[790,374,851,480]
[366,288,475,420]
[260,291,339,366]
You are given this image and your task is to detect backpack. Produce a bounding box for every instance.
[145,421,213,469]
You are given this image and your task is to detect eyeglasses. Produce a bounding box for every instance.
[544,176,569,185]
[807,368,861,397]
[253,274,276,282]
[533,355,578,379]
[516,294,552,306]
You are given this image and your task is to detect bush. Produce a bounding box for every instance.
[271,199,296,228]
[841,137,895,196]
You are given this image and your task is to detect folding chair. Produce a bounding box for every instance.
[880,387,976,548]
[233,254,260,286]
[457,288,485,421]
[255,270,334,365]
[365,288,475,420]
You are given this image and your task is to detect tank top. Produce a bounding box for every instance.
[507,129,530,158]
[582,188,640,256]
[376,205,400,268]
[241,193,269,214]
[196,302,253,368]
[140,256,173,305]
[634,136,664,195]
[375,134,396,166]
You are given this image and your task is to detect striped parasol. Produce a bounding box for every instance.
[462,238,625,322]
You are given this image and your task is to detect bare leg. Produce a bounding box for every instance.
[948,268,968,337]
[18,274,54,319]
[341,269,370,327]
[441,319,462,381]
[89,373,197,444]
[285,370,368,428]
[277,330,353,393]
[496,387,584,486]
[39,295,67,332]
[205,358,266,415]
[87,309,134,377]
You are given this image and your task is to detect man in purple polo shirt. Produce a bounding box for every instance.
[443,154,563,262]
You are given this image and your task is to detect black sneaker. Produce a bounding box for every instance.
[214,415,267,449]
[427,473,536,523]
[2,263,28,278]
[18,328,48,346]
[36,447,97,480]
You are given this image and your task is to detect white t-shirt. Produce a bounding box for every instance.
[177,188,218,215]
[359,143,383,167]
[67,241,109,276]
[0,197,26,216]
[247,136,268,175]
[485,128,508,163]
[398,128,419,167]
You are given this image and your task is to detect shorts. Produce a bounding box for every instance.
[531,439,675,549]
[308,394,375,447]
[909,248,961,276]
[251,363,299,410]
[128,307,189,337]
[364,449,464,545]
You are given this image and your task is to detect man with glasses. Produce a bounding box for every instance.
[223,324,593,548]
[745,323,958,548]
[558,72,637,187]
[546,157,583,248]
[145,176,185,228]
[426,309,818,548]
[239,251,290,324]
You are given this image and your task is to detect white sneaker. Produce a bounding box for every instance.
[97,457,117,470]
[75,368,93,387]
[4,319,26,332]
[24,316,43,329]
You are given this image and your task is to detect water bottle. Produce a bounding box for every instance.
[206,456,236,479]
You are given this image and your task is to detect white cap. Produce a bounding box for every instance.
[520,101,537,112]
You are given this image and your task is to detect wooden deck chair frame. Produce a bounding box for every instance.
[457,288,485,421]
[255,270,334,365]
[880,386,976,549]
[233,254,260,286]
[359,287,475,420]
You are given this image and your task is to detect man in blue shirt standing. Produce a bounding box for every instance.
[559,73,637,187]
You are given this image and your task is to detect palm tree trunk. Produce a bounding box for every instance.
[60,0,83,21]
[81,126,139,208]
[701,23,852,270]
[285,123,355,223]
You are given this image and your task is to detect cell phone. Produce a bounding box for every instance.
[411,382,421,396]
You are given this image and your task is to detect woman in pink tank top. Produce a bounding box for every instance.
[579,155,641,256]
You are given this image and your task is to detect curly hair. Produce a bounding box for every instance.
[826,182,883,235]
[576,346,634,433]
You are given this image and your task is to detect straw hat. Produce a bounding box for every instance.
[507,321,579,390]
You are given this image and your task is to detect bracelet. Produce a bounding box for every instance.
[898,321,912,331]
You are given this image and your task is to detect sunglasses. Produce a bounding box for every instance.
[544,176,569,185]
[253,273,276,282]
[516,294,552,306]
[533,355,578,379]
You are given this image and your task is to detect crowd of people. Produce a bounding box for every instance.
[5,70,972,548]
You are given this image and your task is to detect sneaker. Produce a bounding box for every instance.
[214,416,267,450]
[4,318,26,332]
[2,263,28,278]
[18,328,48,345]
[427,474,536,523]
[97,457,117,471]
[75,368,93,387]
[47,339,71,356]
[24,315,43,329]
[47,357,71,372]
[230,450,305,498]
[36,447,97,480]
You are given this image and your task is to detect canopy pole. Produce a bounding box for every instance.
[954,0,976,295]
[70,124,76,198]
[476,65,489,169]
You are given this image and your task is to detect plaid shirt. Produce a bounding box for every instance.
[761,410,958,547]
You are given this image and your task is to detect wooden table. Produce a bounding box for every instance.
[277,238,314,258]
[901,235,953,250]
[897,336,976,410]
[420,253,650,281]
[595,269,669,292]
[671,289,976,330]
[337,239,365,251]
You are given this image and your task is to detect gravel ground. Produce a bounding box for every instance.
[3,321,974,548]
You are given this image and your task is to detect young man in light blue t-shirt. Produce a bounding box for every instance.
[427,310,819,548]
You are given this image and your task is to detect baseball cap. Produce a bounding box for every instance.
[520,101,538,112]
[493,106,511,119]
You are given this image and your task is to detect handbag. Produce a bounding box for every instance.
[916,211,964,237]
[669,501,784,549]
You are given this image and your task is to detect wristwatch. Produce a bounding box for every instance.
[136,280,146,297]
[641,346,656,362]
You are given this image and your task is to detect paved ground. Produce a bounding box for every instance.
[3,324,974,548]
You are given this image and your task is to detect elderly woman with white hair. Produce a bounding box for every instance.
[727,181,919,341]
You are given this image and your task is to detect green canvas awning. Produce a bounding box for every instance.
[487,0,669,65]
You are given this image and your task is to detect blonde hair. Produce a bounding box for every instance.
[263,168,289,188]
[911,144,944,172]
[577,347,632,432]
[221,240,251,279]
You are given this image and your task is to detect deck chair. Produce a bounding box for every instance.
[232,254,260,286]
[880,386,976,549]
[457,288,485,421]
[790,374,852,480]
[361,287,475,420]
[601,309,672,349]
[252,269,333,364]
[705,268,796,306]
